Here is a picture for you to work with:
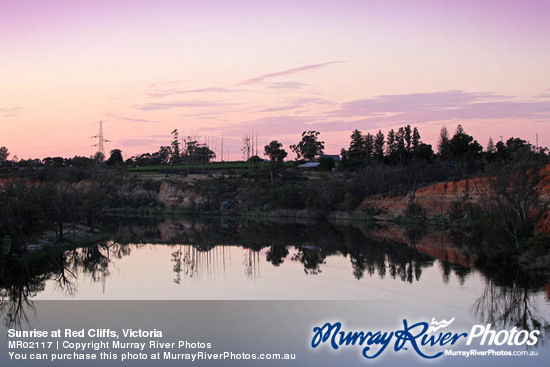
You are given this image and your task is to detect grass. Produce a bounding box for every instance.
[129,161,296,172]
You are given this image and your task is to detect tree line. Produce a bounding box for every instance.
[1,124,547,171]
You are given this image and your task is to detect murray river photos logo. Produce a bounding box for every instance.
[311,318,540,359]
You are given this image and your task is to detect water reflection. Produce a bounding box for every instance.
[171,245,231,283]
[473,266,550,339]
[0,216,547,338]
[0,241,130,328]
[107,217,438,282]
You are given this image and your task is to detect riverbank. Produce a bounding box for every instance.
[0,224,112,262]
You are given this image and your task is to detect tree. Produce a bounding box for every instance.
[395,127,406,153]
[348,129,365,160]
[318,156,335,171]
[0,182,51,253]
[386,129,396,155]
[264,140,287,162]
[448,124,482,159]
[0,146,9,162]
[486,137,496,153]
[193,145,216,164]
[345,129,368,167]
[404,125,412,151]
[364,133,374,159]
[374,130,385,161]
[242,135,251,161]
[289,131,324,160]
[413,143,434,162]
[170,129,180,164]
[69,156,94,167]
[156,146,172,164]
[107,149,123,166]
[183,138,198,162]
[247,155,262,164]
[93,151,105,163]
[412,127,421,150]
[47,183,78,241]
[482,163,548,250]
[437,126,450,158]
[135,153,152,166]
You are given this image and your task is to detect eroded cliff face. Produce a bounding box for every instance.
[359,164,550,235]
[358,178,483,219]
[156,182,205,209]
[0,177,206,209]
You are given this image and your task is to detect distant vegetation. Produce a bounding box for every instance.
[1,124,549,265]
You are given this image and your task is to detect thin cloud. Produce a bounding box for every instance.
[147,87,242,98]
[330,90,507,117]
[326,91,550,131]
[134,100,234,111]
[219,115,322,138]
[239,61,345,85]
[257,97,336,113]
[258,105,303,113]
[103,112,156,123]
[267,82,308,90]
[180,111,226,119]
[1,106,22,117]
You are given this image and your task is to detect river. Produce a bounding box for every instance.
[1,216,548,366]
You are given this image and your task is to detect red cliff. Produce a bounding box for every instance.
[359,164,550,235]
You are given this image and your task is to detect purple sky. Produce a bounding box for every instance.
[1,0,549,159]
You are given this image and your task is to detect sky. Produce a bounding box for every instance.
[1,0,550,160]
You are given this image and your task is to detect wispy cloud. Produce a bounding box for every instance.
[330,90,506,117]
[257,97,336,113]
[146,87,243,98]
[239,61,345,85]
[103,112,156,123]
[149,80,181,88]
[267,82,308,90]
[179,111,227,120]
[0,106,22,117]
[134,100,234,111]
[219,115,322,138]
[327,90,550,129]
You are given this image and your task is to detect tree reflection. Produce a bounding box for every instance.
[343,225,432,282]
[244,249,260,278]
[171,245,231,283]
[51,250,78,296]
[473,274,550,340]
[266,243,289,267]
[0,255,47,328]
[0,241,121,327]
[171,246,183,284]
[0,215,547,341]
[292,246,326,275]
[0,276,41,328]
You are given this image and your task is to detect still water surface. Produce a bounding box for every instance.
[1,216,548,342]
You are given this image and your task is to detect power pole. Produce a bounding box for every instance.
[92,121,110,156]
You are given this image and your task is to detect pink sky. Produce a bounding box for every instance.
[1,0,549,160]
